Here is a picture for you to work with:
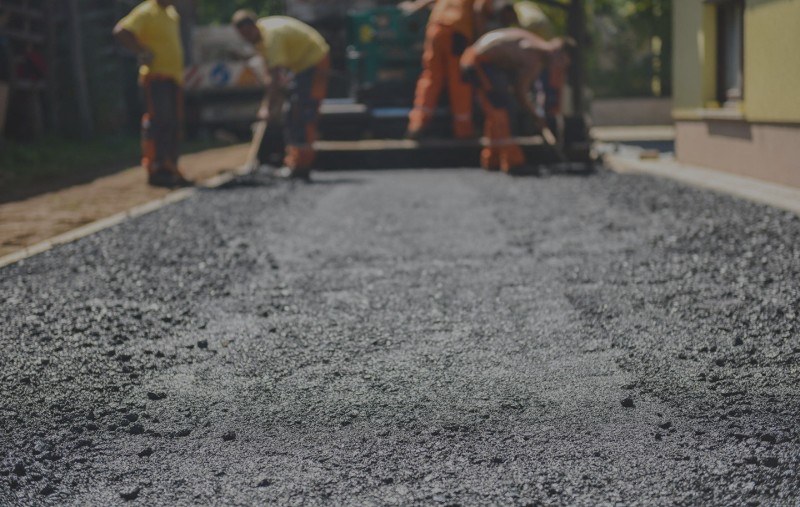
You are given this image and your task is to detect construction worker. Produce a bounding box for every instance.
[460,28,572,174]
[232,10,330,181]
[114,0,190,188]
[498,1,566,118]
[402,0,494,140]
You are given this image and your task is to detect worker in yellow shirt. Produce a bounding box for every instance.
[233,10,330,181]
[114,0,190,188]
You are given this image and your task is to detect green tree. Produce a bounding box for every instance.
[588,0,671,97]
[195,0,285,25]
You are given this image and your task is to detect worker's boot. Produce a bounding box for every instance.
[148,167,177,188]
[405,127,427,141]
[505,165,540,177]
[165,161,194,188]
[276,166,312,183]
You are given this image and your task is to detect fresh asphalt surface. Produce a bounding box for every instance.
[1,167,799,506]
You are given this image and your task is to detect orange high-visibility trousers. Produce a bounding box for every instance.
[141,76,183,176]
[461,48,525,172]
[478,92,525,172]
[408,23,475,139]
[284,55,330,171]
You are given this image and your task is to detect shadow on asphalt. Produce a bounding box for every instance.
[617,140,675,153]
[310,177,367,186]
[205,173,367,191]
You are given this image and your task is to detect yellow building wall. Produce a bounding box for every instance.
[674,0,800,123]
[744,0,800,123]
[672,2,705,114]
[672,2,719,119]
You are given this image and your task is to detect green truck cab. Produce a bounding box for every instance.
[345,5,428,107]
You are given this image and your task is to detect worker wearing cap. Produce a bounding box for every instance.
[402,0,494,140]
[233,11,330,181]
[461,28,572,173]
[114,0,190,188]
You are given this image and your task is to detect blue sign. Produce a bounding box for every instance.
[210,63,232,88]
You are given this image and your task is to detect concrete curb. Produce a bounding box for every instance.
[0,168,249,270]
[603,147,800,216]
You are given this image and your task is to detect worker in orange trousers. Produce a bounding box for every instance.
[461,29,573,173]
[114,0,191,188]
[402,0,493,140]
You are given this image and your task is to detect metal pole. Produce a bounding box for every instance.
[67,0,94,138]
[567,0,586,116]
[45,0,61,133]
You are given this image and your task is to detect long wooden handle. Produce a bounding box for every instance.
[246,120,268,167]
[541,127,568,163]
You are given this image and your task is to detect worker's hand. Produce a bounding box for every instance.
[137,49,154,66]
[257,104,270,121]
[531,114,547,132]
[269,102,285,122]
[398,1,416,14]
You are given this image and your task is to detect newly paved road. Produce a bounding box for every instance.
[1,168,799,506]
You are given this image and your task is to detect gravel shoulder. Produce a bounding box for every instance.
[1,168,798,505]
[0,145,248,258]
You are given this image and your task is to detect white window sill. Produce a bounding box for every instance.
[698,107,745,121]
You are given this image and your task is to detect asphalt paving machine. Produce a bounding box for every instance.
[260,0,595,172]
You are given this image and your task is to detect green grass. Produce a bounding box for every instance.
[0,136,141,184]
[0,135,228,197]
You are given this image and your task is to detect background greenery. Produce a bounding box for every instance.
[192,0,671,99]
[589,0,672,98]
[195,0,286,25]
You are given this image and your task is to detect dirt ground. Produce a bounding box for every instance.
[0,145,249,258]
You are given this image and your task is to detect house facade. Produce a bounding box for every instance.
[672,0,800,188]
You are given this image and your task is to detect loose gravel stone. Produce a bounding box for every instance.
[120,486,140,501]
[761,457,779,468]
[1,169,798,505]
[13,462,25,477]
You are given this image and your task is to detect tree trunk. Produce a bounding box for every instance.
[567,0,586,116]
[45,0,61,133]
[67,0,94,138]
[175,0,195,65]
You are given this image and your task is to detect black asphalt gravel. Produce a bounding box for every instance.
[1,168,799,506]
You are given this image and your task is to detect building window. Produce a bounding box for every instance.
[716,0,744,106]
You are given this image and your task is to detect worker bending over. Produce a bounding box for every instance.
[402,0,493,140]
[233,11,330,181]
[497,1,566,119]
[460,28,572,174]
[114,0,190,188]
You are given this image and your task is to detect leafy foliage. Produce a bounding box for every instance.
[189,0,672,100]
[588,0,672,98]
[195,0,286,25]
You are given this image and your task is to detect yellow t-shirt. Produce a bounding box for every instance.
[255,17,330,74]
[118,0,184,84]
